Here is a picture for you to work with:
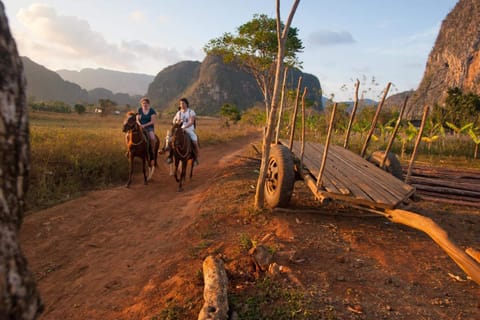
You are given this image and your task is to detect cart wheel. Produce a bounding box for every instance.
[265,144,295,208]
[368,151,403,180]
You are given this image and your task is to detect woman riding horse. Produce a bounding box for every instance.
[122,111,159,187]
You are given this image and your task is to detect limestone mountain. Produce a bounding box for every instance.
[57,68,154,96]
[21,57,141,106]
[147,54,323,115]
[410,0,480,117]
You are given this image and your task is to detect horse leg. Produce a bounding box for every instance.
[126,156,134,187]
[189,158,194,180]
[143,157,148,185]
[179,159,187,192]
[174,159,180,183]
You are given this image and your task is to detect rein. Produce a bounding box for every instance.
[127,123,147,146]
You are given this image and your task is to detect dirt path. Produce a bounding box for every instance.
[20,132,261,320]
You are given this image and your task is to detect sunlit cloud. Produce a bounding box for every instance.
[13,3,191,73]
[308,29,356,46]
[130,10,146,22]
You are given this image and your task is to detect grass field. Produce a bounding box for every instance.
[27,111,257,211]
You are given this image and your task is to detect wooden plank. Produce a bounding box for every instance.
[282,139,415,208]
[300,141,403,205]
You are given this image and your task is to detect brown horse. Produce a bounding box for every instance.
[122,111,159,187]
[169,122,196,191]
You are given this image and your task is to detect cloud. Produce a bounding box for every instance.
[17,4,135,69]
[308,29,356,46]
[130,10,146,22]
[14,3,196,73]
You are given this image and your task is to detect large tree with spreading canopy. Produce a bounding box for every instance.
[204,11,303,119]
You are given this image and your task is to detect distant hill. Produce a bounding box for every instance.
[21,55,323,115]
[147,54,323,115]
[57,68,154,96]
[410,0,480,118]
[22,56,89,104]
[21,57,141,106]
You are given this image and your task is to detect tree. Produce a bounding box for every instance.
[220,103,241,126]
[253,0,300,209]
[98,98,117,117]
[0,4,43,318]
[433,87,480,127]
[204,12,303,118]
[74,103,86,114]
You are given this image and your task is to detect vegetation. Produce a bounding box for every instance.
[27,111,258,212]
[204,13,304,116]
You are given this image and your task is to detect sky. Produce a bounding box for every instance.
[3,0,458,101]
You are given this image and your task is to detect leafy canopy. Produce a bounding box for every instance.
[204,14,304,73]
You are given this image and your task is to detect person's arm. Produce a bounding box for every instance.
[182,110,195,129]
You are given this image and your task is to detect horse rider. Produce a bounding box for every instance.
[136,97,157,166]
[166,97,200,165]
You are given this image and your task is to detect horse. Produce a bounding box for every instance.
[169,122,196,191]
[122,111,159,187]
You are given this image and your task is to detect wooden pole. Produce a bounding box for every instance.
[344,79,360,149]
[316,102,337,189]
[385,209,480,285]
[360,82,391,157]
[288,76,302,150]
[380,95,409,168]
[405,104,429,184]
[275,66,289,144]
[300,87,307,172]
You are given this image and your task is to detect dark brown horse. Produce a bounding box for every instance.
[122,111,159,187]
[169,122,195,191]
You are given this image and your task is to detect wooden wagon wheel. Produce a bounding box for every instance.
[368,150,403,180]
[265,144,295,208]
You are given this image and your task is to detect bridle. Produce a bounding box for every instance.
[124,116,146,146]
[171,125,192,159]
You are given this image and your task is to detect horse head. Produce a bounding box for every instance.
[122,112,137,133]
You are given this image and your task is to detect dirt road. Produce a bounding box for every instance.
[21,132,260,319]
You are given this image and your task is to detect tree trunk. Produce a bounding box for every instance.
[0,3,43,318]
[254,0,301,209]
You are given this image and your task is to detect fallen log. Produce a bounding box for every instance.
[407,176,480,193]
[384,209,480,285]
[412,184,480,198]
[417,194,480,208]
[198,255,229,320]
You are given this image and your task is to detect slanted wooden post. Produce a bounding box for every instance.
[379,95,409,168]
[360,82,391,157]
[405,104,429,184]
[344,79,360,149]
[300,87,307,172]
[198,255,229,320]
[275,66,289,144]
[316,102,337,189]
[288,76,302,150]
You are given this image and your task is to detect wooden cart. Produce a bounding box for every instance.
[263,140,480,285]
